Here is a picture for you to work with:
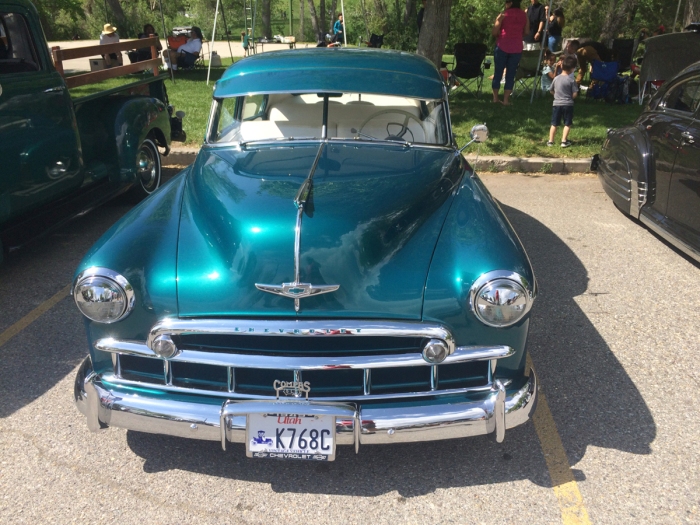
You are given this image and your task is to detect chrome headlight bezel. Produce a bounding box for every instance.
[73,267,134,324]
[469,271,536,328]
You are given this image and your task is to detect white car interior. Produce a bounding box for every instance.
[212,93,447,145]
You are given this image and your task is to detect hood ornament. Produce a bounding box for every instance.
[256,143,339,312]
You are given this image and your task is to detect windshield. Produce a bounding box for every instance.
[208,92,450,146]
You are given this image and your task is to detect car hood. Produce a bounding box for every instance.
[176,143,462,318]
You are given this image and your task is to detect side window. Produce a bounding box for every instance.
[0,12,40,75]
[663,77,700,114]
[242,94,266,121]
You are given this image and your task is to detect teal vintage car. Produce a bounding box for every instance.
[73,48,538,461]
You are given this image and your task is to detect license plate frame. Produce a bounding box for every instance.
[246,413,336,461]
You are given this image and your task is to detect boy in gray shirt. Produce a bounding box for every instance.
[547,56,579,148]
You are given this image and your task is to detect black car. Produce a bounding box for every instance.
[595,62,700,262]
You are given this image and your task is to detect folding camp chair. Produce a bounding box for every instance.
[448,43,488,97]
[512,50,543,98]
[586,60,619,101]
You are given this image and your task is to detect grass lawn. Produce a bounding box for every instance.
[69,57,643,158]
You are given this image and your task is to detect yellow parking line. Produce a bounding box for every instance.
[528,354,592,525]
[0,284,72,349]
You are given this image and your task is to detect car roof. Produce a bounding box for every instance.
[214,48,446,100]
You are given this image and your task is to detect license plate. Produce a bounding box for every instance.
[246,413,335,461]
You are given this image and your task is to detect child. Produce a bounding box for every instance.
[541,50,556,93]
[547,55,579,148]
[241,31,250,56]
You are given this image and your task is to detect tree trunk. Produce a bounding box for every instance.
[416,0,451,67]
[684,0,700,29]
[105,0,128,36]
[359,0,370,39]
[599,0,638,43]
[307,0,320,40]
[299,0,305,40]
[262,0,272,38]
[403,0,416,27]
[373,0,389,33]
[320,0,327,35]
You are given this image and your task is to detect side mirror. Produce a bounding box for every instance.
[470,124,489,143]
[459,123,489,152]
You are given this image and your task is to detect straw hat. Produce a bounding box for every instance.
[102,23,117,35]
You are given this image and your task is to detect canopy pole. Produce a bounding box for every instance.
[341,0,347,46]
[158,0,174,83]
[207,0,221,85]
[530,0,554,104]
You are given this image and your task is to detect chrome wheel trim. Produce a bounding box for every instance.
[137,139,161,194]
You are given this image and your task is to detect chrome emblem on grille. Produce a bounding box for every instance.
[274,379,311,400]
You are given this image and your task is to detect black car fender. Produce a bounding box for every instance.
[597,125,653,218]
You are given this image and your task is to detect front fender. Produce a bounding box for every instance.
[113,97,171,184]
[74,167,189,375]
[598,125,652,217]
[423,170,535,382]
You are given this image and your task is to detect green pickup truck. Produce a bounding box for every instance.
[0,0,182,261]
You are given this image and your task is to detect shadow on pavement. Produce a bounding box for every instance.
[125,201,655,495]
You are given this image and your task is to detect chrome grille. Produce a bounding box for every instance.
[100,320,514,401]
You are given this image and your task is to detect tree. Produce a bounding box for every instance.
[416,0,451,66]
[600,0,639,42]
[262,0,272,37]
[684,0,700,28]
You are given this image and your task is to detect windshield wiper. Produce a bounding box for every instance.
[239,136,319,148]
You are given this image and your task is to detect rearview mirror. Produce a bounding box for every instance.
[459,123,489,152]
[470,124,489,143]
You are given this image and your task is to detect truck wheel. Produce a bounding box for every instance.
[135,138,161,197]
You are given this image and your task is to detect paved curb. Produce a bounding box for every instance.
[463,154,592,174]
[164,147,593,174]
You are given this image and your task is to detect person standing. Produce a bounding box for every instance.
[547,55,579,148]
[524,0,546,45]
[546,7,565,52]
[491,0,529,106]
[333,14,344,44]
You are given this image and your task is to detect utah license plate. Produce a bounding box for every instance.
[247,413,335,461]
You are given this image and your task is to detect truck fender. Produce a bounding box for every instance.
[112,97,171,185]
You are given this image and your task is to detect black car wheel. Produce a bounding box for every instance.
[135,138,162,197]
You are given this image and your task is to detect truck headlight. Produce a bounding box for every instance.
[469,271,535,328]
[73,267,134,323]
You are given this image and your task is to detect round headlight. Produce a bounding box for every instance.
[73,268,134,323]
[469,271,534,328]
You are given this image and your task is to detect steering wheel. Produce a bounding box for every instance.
[359,110,425,142]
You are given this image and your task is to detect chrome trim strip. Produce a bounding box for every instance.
[493,380,506,443]
[430,365,438,391]
[145,319,457,354]
[75,356,537,446]
[640,212,700,263]
[98,372,493,401]
[363,369,371,395]
[97,337,512,370]
[164,360,173,386]
[227,367,235,393]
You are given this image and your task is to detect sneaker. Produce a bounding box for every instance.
[546,141,554,147]
[561,141,572,148]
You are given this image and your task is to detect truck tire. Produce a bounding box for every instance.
[134,138,162,197]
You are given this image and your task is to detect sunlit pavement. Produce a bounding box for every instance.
[0,169,698,524]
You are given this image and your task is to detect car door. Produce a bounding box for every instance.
[642,77,699,217]
[665,75,700,238]
[0,6,81,226]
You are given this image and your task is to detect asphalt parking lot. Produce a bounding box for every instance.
[0,167,698,524]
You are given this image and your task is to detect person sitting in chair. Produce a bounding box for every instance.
[99,23,121,68]
[165,26,203,70]
[128,24,162,64]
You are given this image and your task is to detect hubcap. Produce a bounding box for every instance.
[137,147,157,191]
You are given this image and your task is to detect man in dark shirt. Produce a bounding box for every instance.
[524,0,546,44]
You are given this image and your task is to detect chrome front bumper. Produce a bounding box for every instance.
[74,356,537,449]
